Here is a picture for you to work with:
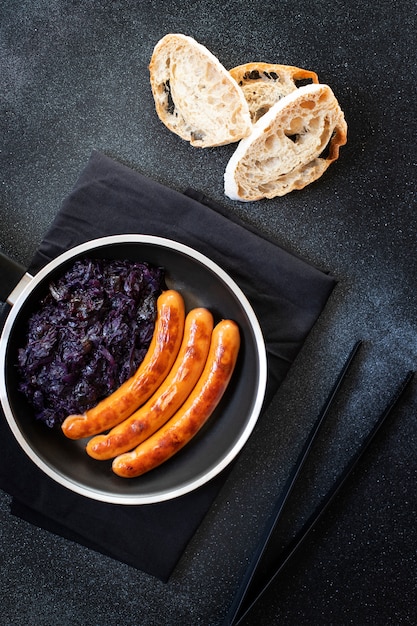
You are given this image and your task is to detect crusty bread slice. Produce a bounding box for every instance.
[149,34,252,147]
[230,62,319,123]
[224,83,347,201]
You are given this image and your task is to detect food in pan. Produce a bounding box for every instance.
[85,306,213,459]
[149,33,347,199]
[61,289,185,439]
[16,252,241,478]
[17,257,165,427]
[112,319,240,478]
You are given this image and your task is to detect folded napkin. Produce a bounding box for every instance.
[0,151,336,581]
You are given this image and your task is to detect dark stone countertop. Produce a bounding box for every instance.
[1,1,416,624]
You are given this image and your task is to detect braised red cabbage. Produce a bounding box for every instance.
[17,257,165,427]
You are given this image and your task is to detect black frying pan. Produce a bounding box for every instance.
[0,235,267,504]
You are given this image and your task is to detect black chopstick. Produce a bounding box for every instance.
[224,340,363,625]
[232,368,415,625]
[225,342,414,625]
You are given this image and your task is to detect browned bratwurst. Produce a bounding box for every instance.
[112,319,240,478]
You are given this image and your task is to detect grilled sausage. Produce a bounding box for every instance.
[86,307,213,460]
[112,319,240,478]
[61,290,185,439]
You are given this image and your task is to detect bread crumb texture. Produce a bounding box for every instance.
[149,34,252,147]
[224,84,347,201]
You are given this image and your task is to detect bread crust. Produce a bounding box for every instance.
[224,83,347,201]
[230,62,319,123]
[149,34,252,147]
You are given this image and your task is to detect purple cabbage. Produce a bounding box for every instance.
[17,257,165,427]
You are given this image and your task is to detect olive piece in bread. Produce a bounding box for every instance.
[224,83,347,201]
[149,34,252,147]
[230,62,319,123]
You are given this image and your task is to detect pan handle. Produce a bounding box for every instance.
[0,250,32,305]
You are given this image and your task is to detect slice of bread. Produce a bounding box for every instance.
[224,83,347,201]
[149,34,252,147]
[230,62,319,123]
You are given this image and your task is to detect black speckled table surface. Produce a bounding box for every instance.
[1,2,416,624]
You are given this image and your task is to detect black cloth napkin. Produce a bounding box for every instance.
[0,150,336,581]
